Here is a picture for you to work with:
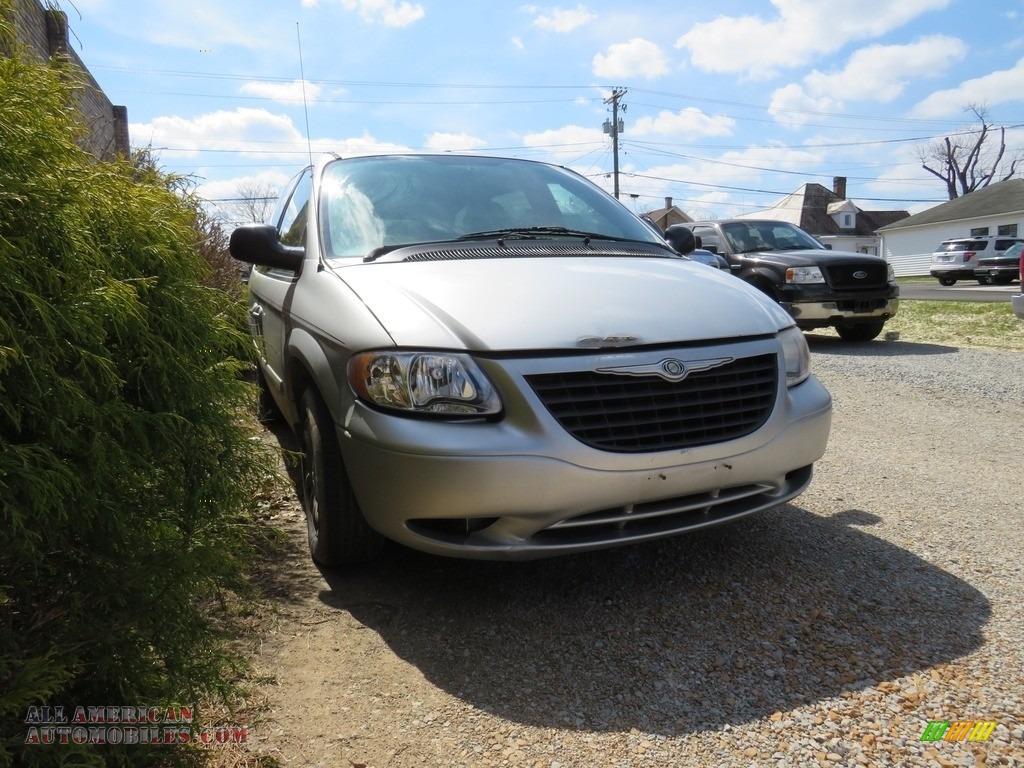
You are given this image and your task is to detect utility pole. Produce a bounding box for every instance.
[603,87,627,198]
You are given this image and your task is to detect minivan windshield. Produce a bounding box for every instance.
[317,154,664,260]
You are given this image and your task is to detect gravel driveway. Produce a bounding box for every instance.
[247,335,1023,768]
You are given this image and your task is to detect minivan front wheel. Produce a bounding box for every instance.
[299,389,384,566]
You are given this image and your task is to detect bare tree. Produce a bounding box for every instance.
[918,104,1023,200]
[228,180,279,225]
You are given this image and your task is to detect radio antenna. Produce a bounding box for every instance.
[296,23,314,166]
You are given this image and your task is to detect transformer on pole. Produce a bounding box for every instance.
[603,88,627,198]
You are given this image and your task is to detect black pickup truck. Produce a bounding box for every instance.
[674,219,899,342]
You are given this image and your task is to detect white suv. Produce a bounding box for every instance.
[930,236,1024,286]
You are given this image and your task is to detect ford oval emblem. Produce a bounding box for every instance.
[853,270,868,279]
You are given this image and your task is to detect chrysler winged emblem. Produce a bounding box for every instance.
[596,356,734,382]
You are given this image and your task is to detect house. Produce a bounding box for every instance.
[644,196,692,230]
[735,177,908,256]
[877,178,1024,276]
[3,0,129,160]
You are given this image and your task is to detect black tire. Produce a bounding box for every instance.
[299,389,385,566]
[977,276,990,285]
[836,322,885,342]
[938,275,957,286]
[255,365,283,424]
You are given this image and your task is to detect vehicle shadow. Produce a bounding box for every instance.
[314,505,990,735]
[805,333,957,357]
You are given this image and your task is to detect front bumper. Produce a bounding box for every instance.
[783,297,898,325]
[1012,293,1024,320]
[336,340,833,560]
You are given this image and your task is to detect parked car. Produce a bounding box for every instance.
[687,247,729,270]
[230,154,832,564]
[930,236,1024,286]
[975,241,1023,286]
[685,219,899,342]
[1012,246,1024,319]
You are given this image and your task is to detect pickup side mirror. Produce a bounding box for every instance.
[664,224,696,255]
[229,223,304,271]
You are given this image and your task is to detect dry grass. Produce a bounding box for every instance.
[887,299,1024,351]
[810,299,1024,351]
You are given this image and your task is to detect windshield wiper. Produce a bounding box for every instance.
[457,226,632,243]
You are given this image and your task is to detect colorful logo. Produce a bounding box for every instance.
[920,721,997,742]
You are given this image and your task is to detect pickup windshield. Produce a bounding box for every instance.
[721,221,826,254]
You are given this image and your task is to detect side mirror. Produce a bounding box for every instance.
[229,223,304,271]
[664,224,696,255]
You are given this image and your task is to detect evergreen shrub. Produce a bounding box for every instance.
[1,7,273,765]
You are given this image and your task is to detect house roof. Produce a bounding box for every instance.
[877,178,1024,231]
[737,182,908,236]
[643,204,692,227]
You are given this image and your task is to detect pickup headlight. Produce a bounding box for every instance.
[349,351,502,416]
[887,263,896,280]
[785,266,825,284]
[779,327,810,387]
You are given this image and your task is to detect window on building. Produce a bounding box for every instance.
[970,227,990,236]
[997,224,1018,237]
[843,213,853,228]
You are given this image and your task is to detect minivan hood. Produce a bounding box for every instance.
[332,255,791,350]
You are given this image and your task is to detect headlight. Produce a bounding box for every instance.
[349,351,502,416]
[785,266,825,284]
[887,263,896,280]
[779,327,810,387]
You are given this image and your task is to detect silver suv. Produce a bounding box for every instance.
[930,236,1024,286]
[230,154,832,564]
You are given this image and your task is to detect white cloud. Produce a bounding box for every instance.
[803,36,967,102]
[912,58,1024,118]
[239,80,323,104]
[592,39,669,79]
[675,0,951,79]
[767,36,967,127]
[130,108,412,160]
[337,0,425,26]
[532,4,597,32]
[631,108,735,138]
[424,133,488,151]
[131,108,305,158]
[767,84,839,129]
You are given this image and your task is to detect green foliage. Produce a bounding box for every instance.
[0,16,272,768]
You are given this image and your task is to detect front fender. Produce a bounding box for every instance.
[284,327,348,428]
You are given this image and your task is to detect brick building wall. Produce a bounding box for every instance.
[4,0,130,160]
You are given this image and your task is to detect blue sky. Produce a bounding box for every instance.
[59,0,1024,223]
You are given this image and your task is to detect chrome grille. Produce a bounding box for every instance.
[526,354,777,453]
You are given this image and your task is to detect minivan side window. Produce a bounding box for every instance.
[277,168,313,247]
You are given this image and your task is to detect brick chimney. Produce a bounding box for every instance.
[833,176,847,199]
[665,196,673,210]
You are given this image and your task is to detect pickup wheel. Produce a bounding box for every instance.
[938,276,957,286]
[299,389,385,566]
[836,321,885,342]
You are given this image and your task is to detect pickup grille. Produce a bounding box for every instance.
[823,263,889,289]
[526,354,777,453]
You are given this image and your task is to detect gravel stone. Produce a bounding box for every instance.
[244,337,1024,767]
